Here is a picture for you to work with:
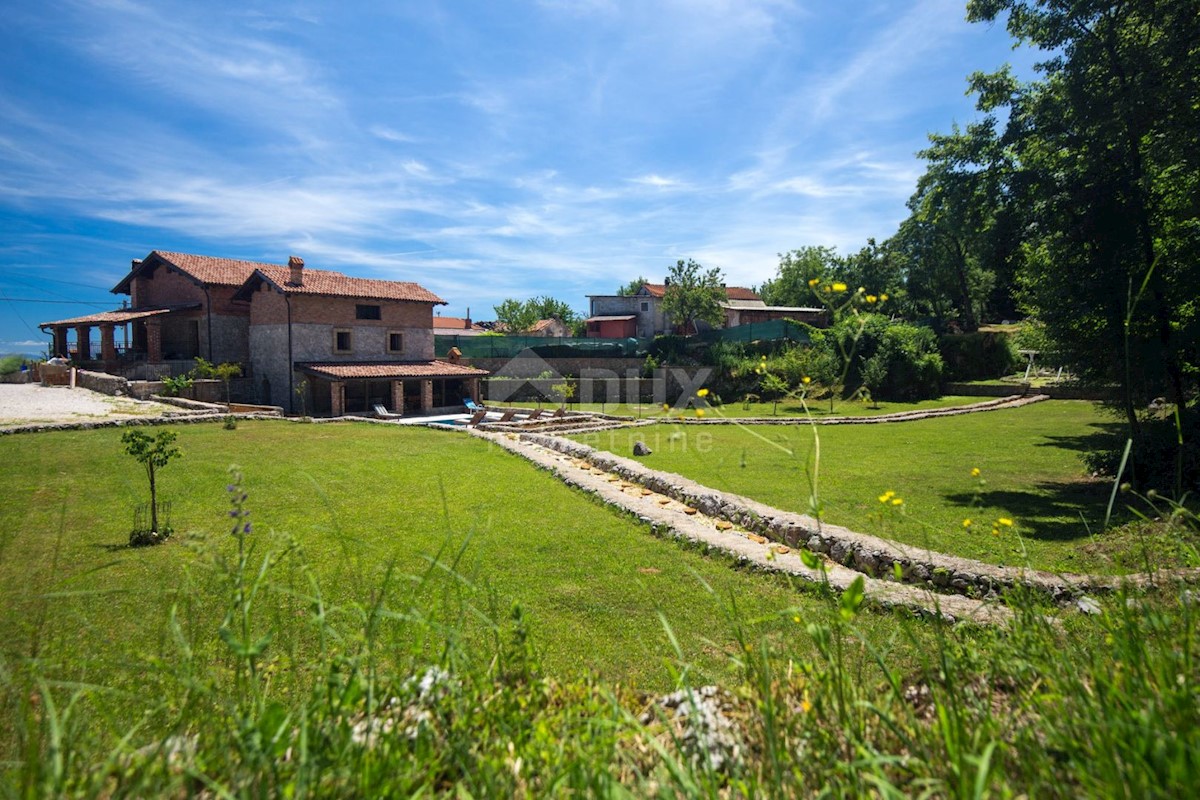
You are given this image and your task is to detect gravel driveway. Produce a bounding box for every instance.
[0,384,175,427]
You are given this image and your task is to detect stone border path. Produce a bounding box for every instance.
[474,429,1015,626]
[514,432,1199,603]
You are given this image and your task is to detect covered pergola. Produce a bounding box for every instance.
[298,360,489,417]
[38,304,200,365]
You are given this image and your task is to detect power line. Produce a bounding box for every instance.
[0,298,114,306]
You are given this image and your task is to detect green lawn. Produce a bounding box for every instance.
[511,394,989,419]
[571,401,1134,574]
[0,420,920,698]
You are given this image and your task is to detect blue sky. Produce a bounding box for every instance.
[0,0,1038,354]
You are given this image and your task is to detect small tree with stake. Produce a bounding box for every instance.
[122,429,180,546]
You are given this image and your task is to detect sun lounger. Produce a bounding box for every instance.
[373,404,403,420]
[465,409,488,426]
[464,398,486,412]
[496,409,518,423]
[550,407,565,418]
[525,408,543,421]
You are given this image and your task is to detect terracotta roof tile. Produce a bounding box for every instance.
[723,286,761,301]
[252,265,445,304]
[151,252,282,287]
[433,316,481,330]
[39,304,200,328]
[299,361,488,380]
[639,283,760,301]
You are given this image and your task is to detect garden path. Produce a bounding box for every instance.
[475,428,1015,626]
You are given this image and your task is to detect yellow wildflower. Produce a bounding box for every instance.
[802,376,811,384]
[878,490,895,504]
[880,293,889,301]
[832,282,847,292]
[971,467,981,477]
[696,408,705,418]
[662,403,670,412]
[866,295,877,304]
[697,388,709,397]
[891,497,903,506]
[808,278,820,288]
[962,518,972,528]
[998,518,1014,527]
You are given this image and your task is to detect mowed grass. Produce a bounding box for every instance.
[572,401,1128,574]
[0,420,920,697]
[510,394,988,419]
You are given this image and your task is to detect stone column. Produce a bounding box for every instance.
[330,381,345,416]
[421,379,433,412]
[392,380,405,413]
[145,320,163,363]
[99,324,117,362]
[53,327,69,359]
[74,325,91,360]
[466,377,480,404]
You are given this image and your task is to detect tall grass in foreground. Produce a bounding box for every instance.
[1,471,1196,797]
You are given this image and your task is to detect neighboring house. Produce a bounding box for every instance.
[40,251,487,416]
[526,318,571,338]
[433,315,487,336]
[586,281,818,337]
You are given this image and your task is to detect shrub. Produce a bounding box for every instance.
[830,315,944,401]
[939,331,1020,381]
[160,373,194,397]
[0,354,23,375]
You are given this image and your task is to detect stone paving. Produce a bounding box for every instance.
[475,429,1016,625]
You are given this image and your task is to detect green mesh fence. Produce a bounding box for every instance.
[697,319,813,344]
[435,335,649,359]
[436,321,810,359]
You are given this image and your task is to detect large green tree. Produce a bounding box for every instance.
[494,296,579,334]
[759,247,842,307]
[661,259,726,334]
[966,0,1200,486]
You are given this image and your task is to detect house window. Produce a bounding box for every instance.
[334,329,352,353]
[640,302,649,312]
[356,304,382,320]
[387,331,404,354]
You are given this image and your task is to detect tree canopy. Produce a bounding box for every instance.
[493,296,580,334]
[616,277,649,296]
[965,0,1199,454]
[660,259,726,334]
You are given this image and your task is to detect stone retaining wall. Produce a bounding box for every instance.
[520,432,1199,602]
[77,369,131,396]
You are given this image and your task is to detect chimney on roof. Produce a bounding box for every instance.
[664,277,671,287]
[466,307,471,329]
[131,259,142,269]
[287,255,304,286]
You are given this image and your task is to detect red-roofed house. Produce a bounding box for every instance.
[40,252,487,416]
[586,279,827,336]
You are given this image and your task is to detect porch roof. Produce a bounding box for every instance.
[298,360,489,381]
[585,315,636,322]
[39,303,201,329]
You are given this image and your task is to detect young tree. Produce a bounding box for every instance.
[661,259,725,334]
[122,429,180,540]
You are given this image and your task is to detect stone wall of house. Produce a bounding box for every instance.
[248,323,292,410]
[207,313,251,365]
